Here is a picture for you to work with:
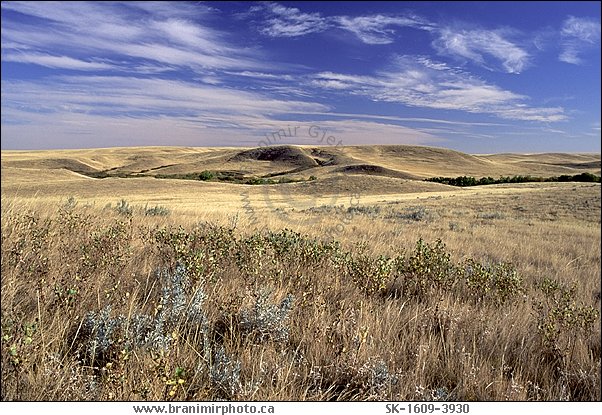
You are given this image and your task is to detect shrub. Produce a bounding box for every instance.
[153,224,237,283]
[114,199,133,216]
[533,278,599,367]
[389,206,433,222]
[426,173,601,186]
[355,359,399,399]
[477,212,505,220]
[80,305,124,367]
[345,252,396,296]
[400,239,457,299]
[206,346,243,398]
[332,358,399,400]
[461,260,524,305]
[448,222,461,232]
[199,171,214,181]
[144,204,170,216]
[239,289,294,343]
[245,177,276,185]
[347,205,381,217]
[2,201,599,401]
[77,263,209,366]
[63,196,78,210]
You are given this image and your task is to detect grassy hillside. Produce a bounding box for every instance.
[3,144,599,182]
[2,145,600,213]
[1,145,600,401]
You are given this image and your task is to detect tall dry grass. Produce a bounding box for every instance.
[1,187,600,401]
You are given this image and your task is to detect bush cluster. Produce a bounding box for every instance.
[1,204,599,401]
[426,173,600,187]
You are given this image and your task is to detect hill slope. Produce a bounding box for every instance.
[2,145,599,212]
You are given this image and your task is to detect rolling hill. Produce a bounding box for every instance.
[2,144,600,213]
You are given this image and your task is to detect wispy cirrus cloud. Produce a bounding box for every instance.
[310,56,564,122]
[0,1,266,73]
[0,111,442,149]
[256,3,330,37]
[335,14,433,44]
[301,112,505,127]
[1,76,327,120]
[224,70,295,81]
[0,75,443,149]
[255,3,432,45]
[2,52,116,70]
[0,75,324,148]
[432,28,529,74]
[1,2,596,151]
[254,3,529,74]
[559,16,601,64]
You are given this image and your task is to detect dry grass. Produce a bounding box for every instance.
[1,145,600,401]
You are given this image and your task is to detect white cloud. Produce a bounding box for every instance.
[559,16,601,65]
[2,52,115,70]
[335,15,432,44]
[310,79,352,90]
[311,71,380,91]
[433,28,529,74]
[0,111,258,149]
[1,1,589,150]
[0,76,443,149]
[0,1,267,73]
[1,76,328,119]
[302,112,506,127]
[0,76,329,148]
[225,71,294,81]
[254,4,530,75]
[310,56,565,122]
[0,111,442,149]
[255,3,433,45]
[559,50,581,65]
[151,18,225,52]
[562,16,601,43]
[259,3,330,37]
[297,119,442,145]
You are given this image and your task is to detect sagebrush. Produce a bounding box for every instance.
[1,202,600,401]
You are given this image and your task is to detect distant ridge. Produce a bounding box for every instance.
[229,146,319,168]
[334,164,419,180]
[2,145,600,186]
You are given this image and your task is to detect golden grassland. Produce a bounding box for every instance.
[1,145,600,401]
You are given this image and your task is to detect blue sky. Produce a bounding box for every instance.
[1,1,600,153]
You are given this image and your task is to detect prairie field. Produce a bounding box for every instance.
[1,145,600,401]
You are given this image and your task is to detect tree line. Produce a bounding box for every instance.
[425,172,600,187]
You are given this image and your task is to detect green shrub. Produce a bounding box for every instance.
[199,171,214,181]
[427,173,601,186]
[533,278,599,366]
[400,239,457,299]
[245,177,276,185]
[345,252,395,295]
[2,200,599,400]
[461,260,524,305]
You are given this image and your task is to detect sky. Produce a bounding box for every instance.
[1,1,600,153]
